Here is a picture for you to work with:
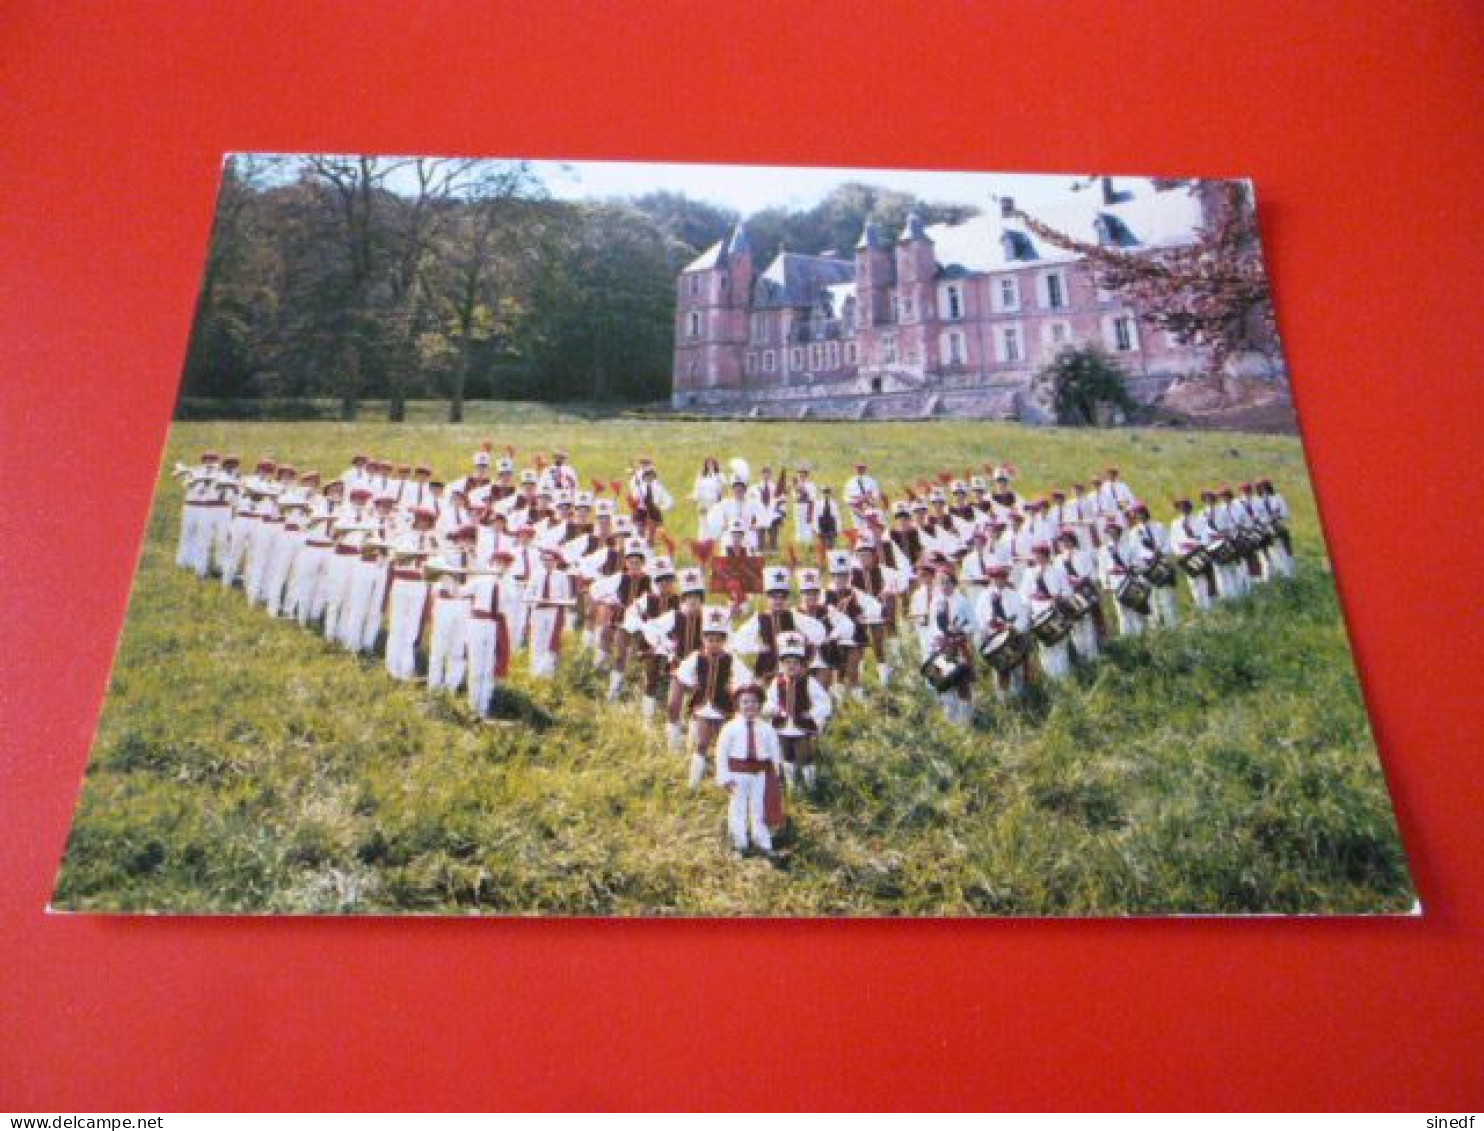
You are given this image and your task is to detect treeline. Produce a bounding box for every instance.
[181,155,979,420]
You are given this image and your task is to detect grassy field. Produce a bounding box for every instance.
[52,403,1414,915]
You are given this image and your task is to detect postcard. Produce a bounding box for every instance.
[51,155,1416,915]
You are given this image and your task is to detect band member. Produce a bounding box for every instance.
[824,549,881,700]
[795,567,854,690]
[538,448,580,495]
[1201,489,1247,601]
[842,462,881,526]
[690,456,727,539]
[645,566,710,750]
[988,467,1022,516]
[385,507,437,681]
[888,503,924,570]
[591,538,652,699]
[1127,503,1179,628]
[714,684,784,857]
[629,458,673,541]
[764,632,832,792]
[731,566,826,683]
[426,527,478,693]
[814,485,843,550]
[792,465,820,547]
[175,450,221,575]
[1098,518,1148,637]
[464,550,519,719]
[1020,542,1074,681]
[974,564,1031,701]
[342,535,389,655]
[1055,528,1103,662]
[1098,466,1136,518]
[850,536,906,685]
[1170,498,1218,610]
[1255,479,1294,578]
[291,480,339,627]
[1223,486,1265,587]
[750,466,787,554]
[524,544,575,679]
[673,606,754,788]
[622,555,680,721]
[924,563,977,725]
[320,516,366,644]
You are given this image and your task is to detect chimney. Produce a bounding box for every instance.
[999,196,1015,219]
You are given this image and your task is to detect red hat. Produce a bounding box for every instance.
[492,549,516,562]
[1220,486,1235,498]
[257,459,276,472]
[415,465,431,476]
[1057,529,1079,542]
[987,564,1011,579]
[351,454,368,464]
[201,451,220,462]
[222,454,241,466]
[375,495,396,508]
[1032,541,1052,555]
[452,524,477,541]
[1240,482,1254,492]
[1173,498,1192,509]
[1051,490,1067,500]
[349,487,372,502]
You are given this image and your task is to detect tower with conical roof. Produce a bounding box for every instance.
[893,211,937,378]
[672,223,753,405]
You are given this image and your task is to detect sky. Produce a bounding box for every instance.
[527,159,1106,217]
[292,153,1119,218]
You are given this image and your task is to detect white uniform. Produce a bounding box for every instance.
[715,715,783,854]
[1019,562,1073,681]
[1170,513,1217,610]
[1056,546,1102,661]
[706,496,769,549]
[385,531,435,680]
[792,478,821,544]
[523,561,574,678]
[1099,537,1147,637]
[974,584,1032,700]
[1128,520,1179,628]
[924,588,978,724]
[691,472,727,538]
[341,553,388,654]
[426,563,473,692]
[843,473,881,525]
[463,570,521,717]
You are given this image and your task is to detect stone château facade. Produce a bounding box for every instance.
[671,177,1262,421]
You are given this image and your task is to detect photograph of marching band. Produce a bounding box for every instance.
[52,156,1415,916]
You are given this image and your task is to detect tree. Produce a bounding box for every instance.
[1011,180,1276,386]
[1037,346,1137,427]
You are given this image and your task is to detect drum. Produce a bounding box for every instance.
[921,649,973,692]
[1179,547,1213,577]
[1115,573,1153,615]
[1208,536,1238,565]
[1059,590,1093,620]
[1144,558,1177,588]
[979,628,1032,674]
[1031,605,1072,646]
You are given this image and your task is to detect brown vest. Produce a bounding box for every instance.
[688,652,735,716]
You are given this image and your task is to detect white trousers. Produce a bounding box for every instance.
[1113,598,1147,638]
[1070,616,1099,662]
[320,554,356,642]
[1150,583,1179,629]
[244,523,277,605]
[385,580,428,679]
[465,619,502,716]
[289,546,329,625]
[527,608,563,678]
[727,773,772,852]
[1038,639,1072,680]
[427,599,470,691]
[263,532,303,617]
[341,563,385,653]
[220,517,253,586]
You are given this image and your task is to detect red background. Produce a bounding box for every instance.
[3,0,1482,1110]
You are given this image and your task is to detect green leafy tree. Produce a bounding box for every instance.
[1039,345,1137,427]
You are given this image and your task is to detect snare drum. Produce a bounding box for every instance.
[1179,547,1213,577]
[921,649,973,692]
[1115,573,1153,615]
[1031,605,1072,646]
[979,628,1031,674]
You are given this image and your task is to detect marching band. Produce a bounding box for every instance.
[172,444,1296,857]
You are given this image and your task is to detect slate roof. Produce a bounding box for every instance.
[752,252,855,309]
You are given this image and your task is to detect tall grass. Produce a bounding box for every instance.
[52,407,1412,915]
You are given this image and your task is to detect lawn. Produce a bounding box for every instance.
[52,403,1414,915]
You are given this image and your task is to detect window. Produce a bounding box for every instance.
[889,294,900,322]
[993,276,1020,313]
[750,314,768,345]
[763,350,775,373]
[900,293,914,320]
[946,285,963,320]
[791,348,804,370]
[845,342,858,365]
[843,299,856,334]
[882,336,898,365]
[745,353,757,376]
[827,341,841,368]
[1042,320,1071,351]
[1043,271,1066,310]
[1113,317,1136,352]
[687,311,701,338]
[995,324,1024,364]
[808,344,821,369]
[688,274,699,297]
[946,331,965,365]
